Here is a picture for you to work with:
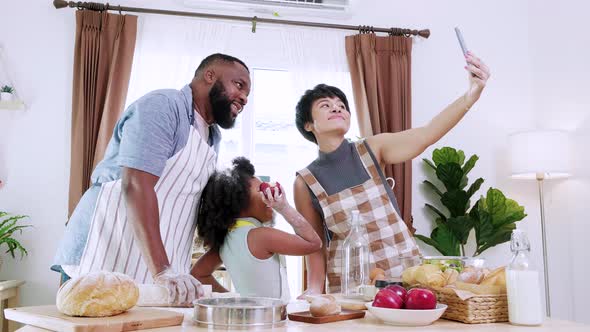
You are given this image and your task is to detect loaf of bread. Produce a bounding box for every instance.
[458,266,486,284]
[480,266,506,288]
[309,296,341,317]
[455,281,505,295]
[454,267,507,294]
[369,267,385,285]
[56,271,139,317]
[414,264,446,288]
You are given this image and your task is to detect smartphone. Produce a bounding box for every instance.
[454,27,468,56]
[455,27,476,77]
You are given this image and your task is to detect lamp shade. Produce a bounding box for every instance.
[509,130,572,180]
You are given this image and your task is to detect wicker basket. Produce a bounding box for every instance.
[434,287,508,324]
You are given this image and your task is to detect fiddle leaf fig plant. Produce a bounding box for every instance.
[415,147,527,257]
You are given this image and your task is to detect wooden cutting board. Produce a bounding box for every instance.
[288,309,365,324]
[4,305,184,332]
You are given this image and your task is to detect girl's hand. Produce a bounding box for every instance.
[260,186,288,212]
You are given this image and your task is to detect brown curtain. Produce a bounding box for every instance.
[68,10,137,217]
[345,33,415,233]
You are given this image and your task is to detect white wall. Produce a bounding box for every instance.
[527,0,590,323]
[0,0,583,322]
[0,0,74,304]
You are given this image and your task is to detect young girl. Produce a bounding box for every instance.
[192,157,321,302]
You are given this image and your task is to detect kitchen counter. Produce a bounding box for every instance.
[14,307,590,332]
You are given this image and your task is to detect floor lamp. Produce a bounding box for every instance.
[509,130,572,317]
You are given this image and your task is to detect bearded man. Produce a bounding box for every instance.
[53,54,251,306]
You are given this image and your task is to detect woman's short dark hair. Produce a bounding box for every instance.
[197,157,255,250]
[295,84,350,144]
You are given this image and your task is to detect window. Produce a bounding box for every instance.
[218,68,359,297]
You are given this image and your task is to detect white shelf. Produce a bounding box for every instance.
[0,99,25,110]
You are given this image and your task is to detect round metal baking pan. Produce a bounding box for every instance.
[193,297,287,329]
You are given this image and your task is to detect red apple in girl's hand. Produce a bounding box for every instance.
[384,284,407,303]
[405,288,437,310]
[260,181,282,200]
[372,288,403,309]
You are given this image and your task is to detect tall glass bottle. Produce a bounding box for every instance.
[506,229,544,325]
[341,210,370,297]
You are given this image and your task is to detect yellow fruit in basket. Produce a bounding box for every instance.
[413,268,427,286]
[426,271,447,288]
[443,268,459,285]
[414,264,445,287]
[421,264,441,274]
[480,267,506,288]
[401,265,419,285]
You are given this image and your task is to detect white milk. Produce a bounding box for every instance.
[506,269,544,325]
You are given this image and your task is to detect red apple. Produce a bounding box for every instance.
[372,288,403,309]
[384,284,407,303]
[259,181,282,200]
[405,288,437,310]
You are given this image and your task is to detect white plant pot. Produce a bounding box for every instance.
[1,92,14,101]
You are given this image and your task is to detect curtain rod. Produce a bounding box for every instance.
[53,0,430,38]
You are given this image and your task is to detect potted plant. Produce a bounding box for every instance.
[0,211,31,271]
[415,147,527,257]
[1,85,15,101]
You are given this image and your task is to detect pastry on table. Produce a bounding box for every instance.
[56,271,139,317]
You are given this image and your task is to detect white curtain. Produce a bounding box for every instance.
[279,27,360,140]
[126,15,234,105]
[125,15,358,298]
[280,27,349,87]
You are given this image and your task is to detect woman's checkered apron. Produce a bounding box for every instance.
[298,140,420,293]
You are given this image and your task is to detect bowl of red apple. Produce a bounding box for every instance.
[366,285,447,326]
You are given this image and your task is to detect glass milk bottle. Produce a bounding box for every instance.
[341,210,370,297]
[506,229,544,325]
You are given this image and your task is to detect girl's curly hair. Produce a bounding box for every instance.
[197,157,255,250]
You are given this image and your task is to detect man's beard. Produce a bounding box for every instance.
[209,81,236,129]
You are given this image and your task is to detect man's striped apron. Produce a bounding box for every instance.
[68,126,216,283]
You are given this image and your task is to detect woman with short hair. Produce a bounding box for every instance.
[293,52,490,296]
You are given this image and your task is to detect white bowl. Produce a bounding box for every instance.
[366,302,447,326]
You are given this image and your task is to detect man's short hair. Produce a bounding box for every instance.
[194,53,249,77]
[295,84,351,144]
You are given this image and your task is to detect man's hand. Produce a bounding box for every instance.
[154,267,204,306]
